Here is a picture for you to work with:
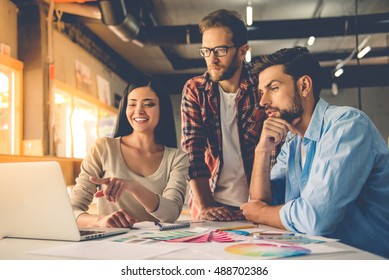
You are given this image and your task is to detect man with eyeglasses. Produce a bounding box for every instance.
[181,9,270,221]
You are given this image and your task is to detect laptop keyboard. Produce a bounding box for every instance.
[79,230,105,236]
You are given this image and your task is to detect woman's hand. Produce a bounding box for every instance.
[97,209,138,228]
[90,176,160,214]
[90,176,141,203]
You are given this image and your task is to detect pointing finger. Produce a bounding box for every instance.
[94,190,104,198]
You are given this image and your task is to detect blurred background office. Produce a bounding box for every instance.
[1,0,388,185]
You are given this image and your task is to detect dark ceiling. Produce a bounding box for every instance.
[15,0,389,90]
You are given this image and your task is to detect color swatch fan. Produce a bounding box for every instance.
[225,243,311,258]
[166,229,245,243]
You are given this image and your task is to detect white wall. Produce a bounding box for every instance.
[322,86,389,143]
[0,0,18,58]
[53,30,127,102]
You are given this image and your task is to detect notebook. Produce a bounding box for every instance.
[0,161,129,241]
[155,221,191,231]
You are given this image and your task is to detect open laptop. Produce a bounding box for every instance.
[0,161,129,241]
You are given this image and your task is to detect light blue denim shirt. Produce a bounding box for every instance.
[271,98,389,258]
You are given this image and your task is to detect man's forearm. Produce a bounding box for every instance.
[250,150,273,204]
[241,200,285,229]
[257,203,284,229]
[189,177,215,208]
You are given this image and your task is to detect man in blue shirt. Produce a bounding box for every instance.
[241,46,389,258]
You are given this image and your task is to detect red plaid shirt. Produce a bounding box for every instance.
[181,62,271,194]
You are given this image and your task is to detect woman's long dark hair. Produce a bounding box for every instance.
[113,74,177,148]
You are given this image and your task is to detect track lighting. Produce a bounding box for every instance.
[332,36,371,78]
[307,36,316,46]
[245,49,252,62]
[334,68,344,78]
[246,1,253,26]
[331,82,339,96]
[357,46,371,59]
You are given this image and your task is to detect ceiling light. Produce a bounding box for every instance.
[331,82,338,96]
[246,2,253,26]
[334,68,344,78]
[245,49,252,62]
[357,46,371,59]
[307,36,316,46]
[331,35,371,78]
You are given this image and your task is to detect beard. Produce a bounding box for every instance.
[266,84,303,123]
[208,52,240,82]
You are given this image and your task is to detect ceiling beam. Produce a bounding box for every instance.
[53,0,96,3]
[136,13,389,45]
[152,64,389,96]
[247,13,389,41]
[90,0,389,45]
[165,47,389,70]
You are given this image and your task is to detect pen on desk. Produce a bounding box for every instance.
[217,225,258,231]
[253,232,294,236]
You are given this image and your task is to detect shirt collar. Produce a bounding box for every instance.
[303,98,329,142]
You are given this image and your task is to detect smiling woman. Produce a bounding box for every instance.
[115,74,177,148]
[69,74,189,228]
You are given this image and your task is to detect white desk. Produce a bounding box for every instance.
[0,221,385,260]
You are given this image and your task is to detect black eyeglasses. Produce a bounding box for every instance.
[198,45,235,57]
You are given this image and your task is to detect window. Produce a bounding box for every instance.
[53,80,118,158]
[0,54,23,155]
